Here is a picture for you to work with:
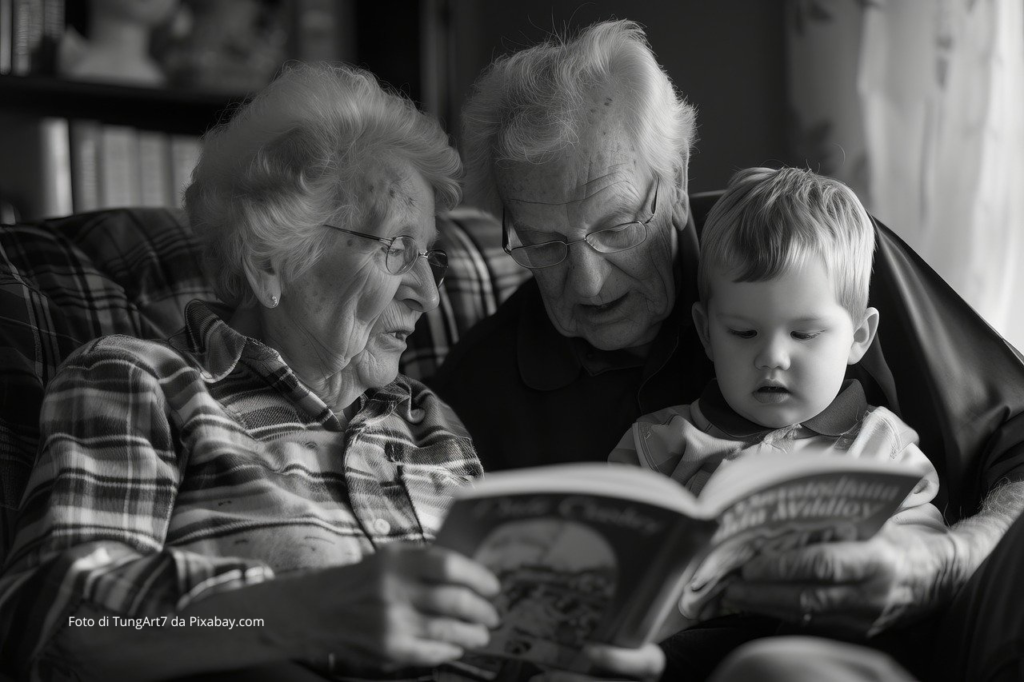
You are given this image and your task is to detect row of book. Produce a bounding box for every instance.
[0,0,63,76]
[0,114,202,222]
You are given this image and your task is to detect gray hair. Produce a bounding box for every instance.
[460,19,697,216]
[185,62,462,309]
[698,167,876,319]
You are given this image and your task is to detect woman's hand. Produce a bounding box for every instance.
[719,522,957,636]
[295,543,500,672]
[531,643,665,682]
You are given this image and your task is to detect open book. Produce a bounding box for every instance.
[434,454,925,672]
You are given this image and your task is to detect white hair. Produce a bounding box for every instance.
[460,19,697,216]
[185,62,461,308]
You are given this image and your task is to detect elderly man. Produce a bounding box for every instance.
[433,19,1024,682]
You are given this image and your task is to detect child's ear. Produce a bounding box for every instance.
[692,302,714,361]
[848,307,880,364]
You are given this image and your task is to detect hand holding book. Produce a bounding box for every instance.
[434,455,929,672]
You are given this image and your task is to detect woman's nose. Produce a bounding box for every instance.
[755,335,791,370]
[564,241,610,299]
[401,256,440,312]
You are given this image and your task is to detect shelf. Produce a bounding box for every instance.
[0,75,247,136]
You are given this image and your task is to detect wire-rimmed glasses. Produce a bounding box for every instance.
[502,178,660,269]
[323,225,448,287]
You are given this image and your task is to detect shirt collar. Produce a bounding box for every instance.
[699,379,869,438]
[516,213,698,390]
[174,300,413,429]
[174,299,251,382]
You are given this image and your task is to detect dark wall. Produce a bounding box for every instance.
[444,1,789,193]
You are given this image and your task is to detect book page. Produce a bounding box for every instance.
[437,467,716,671]
[679,454,923,619]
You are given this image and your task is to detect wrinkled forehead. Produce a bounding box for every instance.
[494,91,644,207]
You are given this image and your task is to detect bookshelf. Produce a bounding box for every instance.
[0,0,375,222]
[0,74,241,135]
[0,75,229,221]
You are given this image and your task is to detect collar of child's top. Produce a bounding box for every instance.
[515,215,697,391]
[699,379,869,438]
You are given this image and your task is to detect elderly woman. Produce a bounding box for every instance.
[0,62,496,681]
[0,62,661,682]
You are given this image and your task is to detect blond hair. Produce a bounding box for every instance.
[698,167,876,318]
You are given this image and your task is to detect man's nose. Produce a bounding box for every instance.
[755,334,791,370]
[563,241,610,299]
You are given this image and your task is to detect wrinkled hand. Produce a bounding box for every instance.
[721,522,957,637]
[294,544,500,672]
[531,643,665,682]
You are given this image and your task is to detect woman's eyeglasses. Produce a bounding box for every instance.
[323,225,448,287]
[502,178,659,269]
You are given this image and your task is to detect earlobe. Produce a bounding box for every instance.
[243,258,283,309]
[848,307,880,364]
[692,302,714,361]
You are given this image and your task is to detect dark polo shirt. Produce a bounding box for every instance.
[430,220,714,471]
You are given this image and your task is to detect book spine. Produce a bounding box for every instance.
[98,125,142,209]
[0,0,12,75]
[11,0,41,75]
[0,113,72,219]
[37,0,60,74]
[69,119,101,213]
[169,135,202,209]
[11,0,33,74]
[137,130,173,208]
[37,116,71,217]
[593,516,712,648]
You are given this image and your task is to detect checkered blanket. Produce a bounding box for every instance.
[0,206,527,558]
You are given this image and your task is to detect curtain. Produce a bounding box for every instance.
[787,0,1024,352]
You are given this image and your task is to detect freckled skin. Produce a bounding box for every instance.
[259,159,441,413]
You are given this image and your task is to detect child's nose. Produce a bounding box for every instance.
[755,336,791,370]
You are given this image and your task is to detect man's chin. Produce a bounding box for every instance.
[578,322,660,352]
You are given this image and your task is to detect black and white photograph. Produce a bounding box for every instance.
[0,2,1022,681]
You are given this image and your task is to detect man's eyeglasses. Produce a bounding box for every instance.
[502,178,660,269]
[323,225,448,287]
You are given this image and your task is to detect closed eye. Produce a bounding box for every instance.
[727,329,756,339]
[792,331,823,340]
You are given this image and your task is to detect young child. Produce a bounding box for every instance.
[610,167,944,530]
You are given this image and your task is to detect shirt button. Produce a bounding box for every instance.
[372,518,391,535]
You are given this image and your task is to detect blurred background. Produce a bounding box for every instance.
[0,0,1020,348]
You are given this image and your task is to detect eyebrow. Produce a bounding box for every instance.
[511,197,642,235]
[716,313,831,325]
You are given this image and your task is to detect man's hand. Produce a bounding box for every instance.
[720,522,955,636]
[721,481,1024,636]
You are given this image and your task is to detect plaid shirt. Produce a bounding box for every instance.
[0,300,481,679]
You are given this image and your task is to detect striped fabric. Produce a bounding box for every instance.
[0,207,529,560]
[0,300,482,680]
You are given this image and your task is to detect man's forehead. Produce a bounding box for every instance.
[496,159,642,206]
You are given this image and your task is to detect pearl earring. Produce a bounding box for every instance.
[269,295,279,308]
